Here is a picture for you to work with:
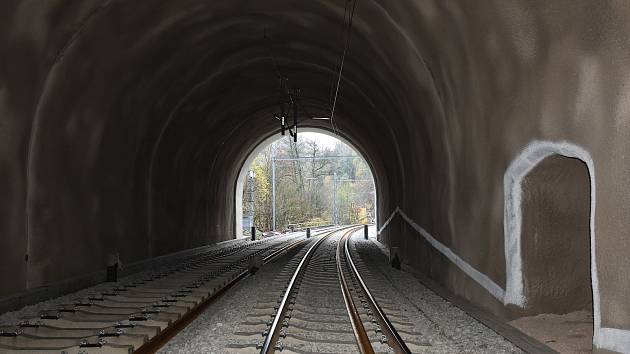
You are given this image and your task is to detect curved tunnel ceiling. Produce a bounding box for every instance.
[26,0,441,264]
[6,1,630,338]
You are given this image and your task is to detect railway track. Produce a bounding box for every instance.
[337,228,412,354]
[0,229,335,354]
[1,226,522,354]
[346,234,524,354]
[228,226,415,354]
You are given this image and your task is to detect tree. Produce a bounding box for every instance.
[242,133,375,232]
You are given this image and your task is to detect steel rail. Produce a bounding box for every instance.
[259,226,353,354]
[135,230,326,354]
[336,227,375,354]
[343,231,411,354]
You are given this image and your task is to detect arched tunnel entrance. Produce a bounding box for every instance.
[235,129,378,239]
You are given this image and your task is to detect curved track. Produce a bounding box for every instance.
[257,226,412,354]
[1,226,426,354]
[338,229,411,354]
[0,229,335,354]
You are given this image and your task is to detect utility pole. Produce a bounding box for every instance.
[373,188,377,224]
[269,143,372,229]
[271,143,276,231]
[271,145,359,230]
[333,172,337,225]
[248,170,255,228]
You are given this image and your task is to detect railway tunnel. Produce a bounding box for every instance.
[1,1,630,353]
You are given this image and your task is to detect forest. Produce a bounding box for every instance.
[242,134,375,233]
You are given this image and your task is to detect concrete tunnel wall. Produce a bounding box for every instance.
[1,1,630,351]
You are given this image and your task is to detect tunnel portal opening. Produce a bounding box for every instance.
[235,130,377,238]
[512,154,594,352]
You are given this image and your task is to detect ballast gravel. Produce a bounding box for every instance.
[361,235,523,354]
[157,250,294,354]
[0,238,248,326]
[158,232,525,353]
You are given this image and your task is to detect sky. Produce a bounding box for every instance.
[270,131,359,155]
[301,132,339,149]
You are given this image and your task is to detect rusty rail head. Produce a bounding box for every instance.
[134,230,322,354]
[260,227,346,354]
[336,227,375,354]
[343,230,411,354]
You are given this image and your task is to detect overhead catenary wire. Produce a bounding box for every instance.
[328,3,350,106]
[264,28,284,81]
[264,29,302,141]
[264,1,359,141]
[329,0,358,136]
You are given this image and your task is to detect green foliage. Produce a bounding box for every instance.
[242,134,375,232]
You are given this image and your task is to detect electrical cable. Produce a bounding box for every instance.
[265,11,359,142]
[329,2,350,107]
[264,28,284,81]
[329,0,358,136]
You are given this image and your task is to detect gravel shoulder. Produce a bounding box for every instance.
[159,230,524,354]
[361,233,523,354]
[158,243,307,354]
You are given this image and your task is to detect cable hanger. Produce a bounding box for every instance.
[265,29,301,142]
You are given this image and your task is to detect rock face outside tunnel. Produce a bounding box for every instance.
[1,1,630,352]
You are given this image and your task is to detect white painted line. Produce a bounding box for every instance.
[377,207,504,301]
[397,209,506,301]
[596,328,630,353]
[377,206,400,235]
